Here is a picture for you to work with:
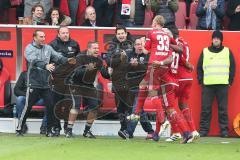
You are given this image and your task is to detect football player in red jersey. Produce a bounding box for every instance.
[131,15,193,143]
[166,37,200,143]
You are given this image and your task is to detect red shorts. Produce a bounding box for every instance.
[178,80,192,104]
[159,83,179,109]
[143,66,173,90]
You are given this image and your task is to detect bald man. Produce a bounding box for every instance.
[82,6,101,27]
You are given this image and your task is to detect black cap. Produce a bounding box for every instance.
[212,30,223,42]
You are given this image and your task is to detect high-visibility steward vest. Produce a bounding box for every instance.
[203,47,230,85]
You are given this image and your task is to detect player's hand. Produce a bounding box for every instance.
[152,60,163,68]
[46,63,55,72]
[186,62,194,72]
[67,58,76,64]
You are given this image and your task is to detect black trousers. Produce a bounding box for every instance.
[17,88,54,131]
[93,0,115,26]
[200,85,229,135]
[114,89,135,131]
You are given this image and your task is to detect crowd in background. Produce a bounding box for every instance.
[0,0,240,31]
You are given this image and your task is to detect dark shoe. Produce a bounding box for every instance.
[118,130,129,139]
[199,132,208,137]
[40,126,47,135]
[181,132,193,144]
[221,133,229,138]
[16,130,24,136]
[83,130,96,139]
[65,128,74,138]
[22,124,28,134]
[46,128,56,137]
[152,132,160,142]
[54,128,61,137]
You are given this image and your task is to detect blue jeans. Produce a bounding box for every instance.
[127,89,154,136]
[16,96,47,127]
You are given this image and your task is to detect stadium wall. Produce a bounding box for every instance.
[0,25,240,136]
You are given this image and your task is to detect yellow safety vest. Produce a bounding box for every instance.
[203,47,230,85]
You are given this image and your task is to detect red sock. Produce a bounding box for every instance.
[167,110,189,133]
[155,117,161,134]
[170,119,181,134]
[135,87,148,114]
[152,98,165,123]
[182,108,196,131]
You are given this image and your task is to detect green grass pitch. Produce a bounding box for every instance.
[0,134,240,160]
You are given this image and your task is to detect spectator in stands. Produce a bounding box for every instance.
[81,6,100,26]
[106,25,135,139]
[197,30,235,137]
[226,0,240,31]
[151,0,179,37]
[127,38,154,138]
[14,71,47,134]
[0,0,11,23]
[45,8,71,26]
[24,0,52,17]
[196,0,225,30]
[115,0,151,27]
[49,26,80,136]
[23,4,46,25]
[15,30,76,137]
[93,0,116,27]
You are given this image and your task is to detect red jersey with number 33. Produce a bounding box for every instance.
[145,29,176,64]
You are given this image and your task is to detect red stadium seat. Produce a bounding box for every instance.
[188,2,198,29]
[8,8,17,24]
[175,1,187,29]
[0,68,11,110]
[97,75,116,112]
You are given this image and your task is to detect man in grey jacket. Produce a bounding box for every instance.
[16,30,76,137]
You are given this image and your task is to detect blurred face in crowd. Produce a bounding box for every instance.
[116,29,127,43]
[85,7,96,22]
[32,7,44,18]
[134,39,143,54]
[212,37,221,48]
[51,10,60,20]
[34,31,45,46]
[88,43,99,57]
[58,27,70,42]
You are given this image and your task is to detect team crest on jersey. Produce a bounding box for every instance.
[139,57,145,64]
[68,47,72,51]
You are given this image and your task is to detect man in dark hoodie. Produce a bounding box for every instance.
[227,0,240,31]
[106,25,135,139]
[49,26,80,136]
[197,30,235,137]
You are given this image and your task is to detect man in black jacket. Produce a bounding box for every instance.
[126,38,154,138]
[14,71,46,134]
[82,6,100,27]
[227,0,240,31]
[62,41,110,138]
[16,30,76,137]
[106,25,135,139]
[49,26,80,136]
[197,30,235,137]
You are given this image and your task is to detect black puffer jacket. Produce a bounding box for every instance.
[49,37,80,58]
[151,0,179,25]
